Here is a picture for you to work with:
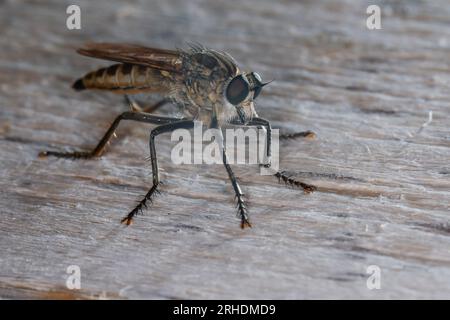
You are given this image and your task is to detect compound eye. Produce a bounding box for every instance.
[226,75,249,105]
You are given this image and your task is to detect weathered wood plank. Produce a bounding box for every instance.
[0,0,449,299]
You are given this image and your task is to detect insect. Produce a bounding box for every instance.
[40,43,316,228]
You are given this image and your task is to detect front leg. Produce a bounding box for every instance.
[230,117,271,167]
[247,117,272,167]
[230,117,317,193]
[280,131,315,140]
[275,171,317,193]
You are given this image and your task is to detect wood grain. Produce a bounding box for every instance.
[0,0,449,299]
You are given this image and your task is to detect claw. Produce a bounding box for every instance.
[301,183,317,193]
[240,218,252,229]
[38,151,48,158]
[121,216,133,226]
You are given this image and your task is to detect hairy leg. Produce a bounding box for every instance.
[230,118,317,193]
[222,147,251,229]
[40,112,184,159]
[121,120,195,225]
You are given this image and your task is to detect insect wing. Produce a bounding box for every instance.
[77,43,183,73]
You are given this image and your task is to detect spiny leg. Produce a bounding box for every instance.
[121,120,195,225]
[280,130,315,140]
[231,117,316,193]
[230,117,314,160]
[215,118,250,228]
[39,112,184,159]
[120,183,161,226]
[222,147,251,229]
[277,127,316,192]
[275,171,317,193]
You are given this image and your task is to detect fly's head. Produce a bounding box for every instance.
[224,72,270,124]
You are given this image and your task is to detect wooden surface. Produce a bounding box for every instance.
[1,0,450,299]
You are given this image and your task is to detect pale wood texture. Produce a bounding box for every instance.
[0,0,449,299]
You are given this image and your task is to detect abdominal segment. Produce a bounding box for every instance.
[72,64,172,94]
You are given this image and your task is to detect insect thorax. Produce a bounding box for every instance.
[174,47,240,125]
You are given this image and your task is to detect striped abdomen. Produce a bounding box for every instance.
[72,64,172,94]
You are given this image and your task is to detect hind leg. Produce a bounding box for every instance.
[39,112,184,159]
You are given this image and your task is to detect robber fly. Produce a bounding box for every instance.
[40,43,316,228]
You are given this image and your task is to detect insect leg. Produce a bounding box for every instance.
[125,95,169,113]
[248,117,272,165]
[222,146,251,229]
[280,131,316,140]
[39,112,184,159]
[230,118,316,193]
[121,120,195,225]
[275,171,317,193]
[231,117,271,166]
